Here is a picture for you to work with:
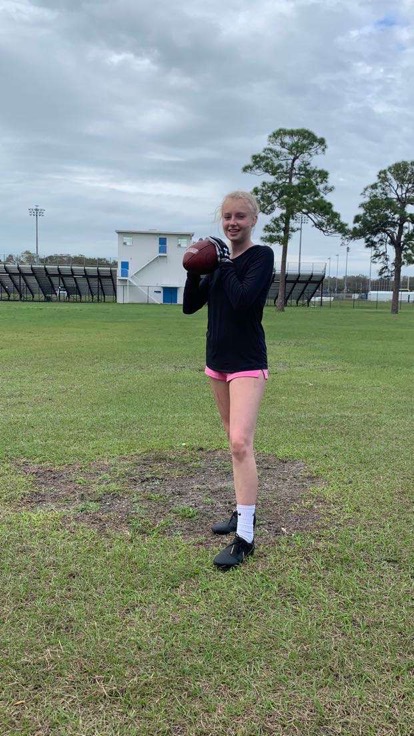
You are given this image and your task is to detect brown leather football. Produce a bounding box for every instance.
[182,239,218,274]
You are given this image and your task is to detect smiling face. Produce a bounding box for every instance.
[221,197,258,248]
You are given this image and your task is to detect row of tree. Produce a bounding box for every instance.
[1,252,117,267]
[243,128,414,313]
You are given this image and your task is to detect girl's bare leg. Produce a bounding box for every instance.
[208,378,230,438]
[228,375,266,505]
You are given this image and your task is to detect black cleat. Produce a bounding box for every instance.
[211,510,237,535]
[213,534,255,569]
[211,510,256,535]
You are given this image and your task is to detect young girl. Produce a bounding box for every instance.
[183,191,274,569]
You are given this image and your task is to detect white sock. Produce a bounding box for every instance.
[236,504,256,543]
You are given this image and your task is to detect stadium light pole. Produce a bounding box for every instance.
[327,256,331,295]
[368,248,373,293]
[344,246,350,293]
[28,205,45,263]
[335,253,339,294]
[294,215,307,273]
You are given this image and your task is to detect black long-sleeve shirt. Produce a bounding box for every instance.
[183,245,274,372]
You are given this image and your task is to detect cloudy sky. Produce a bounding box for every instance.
[1,0,413,276]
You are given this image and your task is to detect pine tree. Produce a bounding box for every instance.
[243,128,347,310]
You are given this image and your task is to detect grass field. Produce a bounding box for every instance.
[0,301,413,736]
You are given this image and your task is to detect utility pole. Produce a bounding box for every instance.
[28,205,45,263]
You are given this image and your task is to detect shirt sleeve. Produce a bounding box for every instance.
[218,247,274,311]
[182,272,210,314]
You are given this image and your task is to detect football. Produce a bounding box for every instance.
[182,238,218,274]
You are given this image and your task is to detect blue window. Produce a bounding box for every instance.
[159,236,167,255]
[120,261,129,277]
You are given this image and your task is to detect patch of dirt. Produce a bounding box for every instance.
[16,450,329,545]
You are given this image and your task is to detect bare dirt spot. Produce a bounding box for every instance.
[17,450,329,545]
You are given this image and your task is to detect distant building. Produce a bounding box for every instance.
[116,229,194,304]
[367,291,414,302]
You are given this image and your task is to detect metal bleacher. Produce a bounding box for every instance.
[267,267,326,306]
[0,264,117,302]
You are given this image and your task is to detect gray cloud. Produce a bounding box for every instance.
[0,0,413,275]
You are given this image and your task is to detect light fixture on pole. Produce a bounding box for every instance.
[294,215,308,273]
[28,205,45,263]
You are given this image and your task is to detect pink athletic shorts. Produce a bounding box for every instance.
[205,366,269,382]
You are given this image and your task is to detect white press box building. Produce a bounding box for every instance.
[116,229,194,304]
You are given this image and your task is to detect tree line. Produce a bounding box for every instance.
[243,128,414,314]
[1,252,117,267]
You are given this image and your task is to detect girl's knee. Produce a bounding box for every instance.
[230,434,253,460]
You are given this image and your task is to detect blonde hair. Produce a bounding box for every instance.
[220,190,260,218]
